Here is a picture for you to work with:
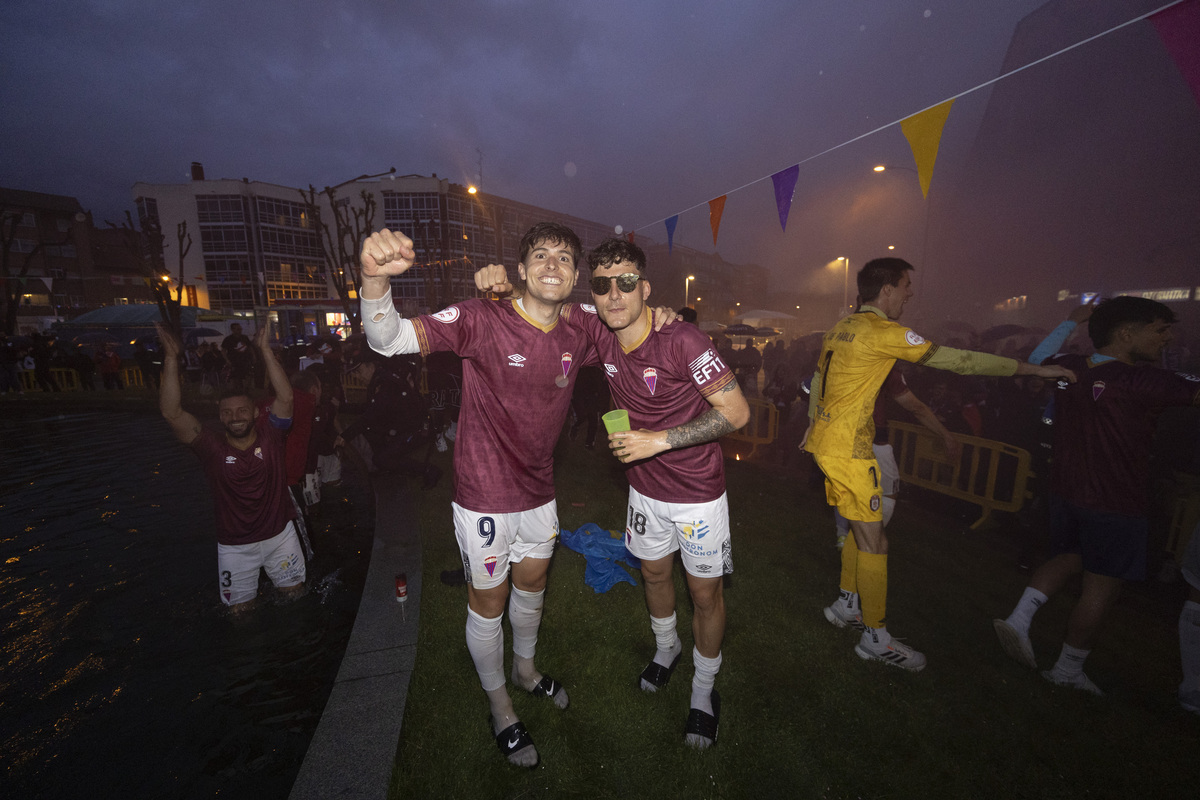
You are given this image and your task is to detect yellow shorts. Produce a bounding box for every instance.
[813,453,883,523]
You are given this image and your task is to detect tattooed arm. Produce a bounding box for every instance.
[609,379,751,464]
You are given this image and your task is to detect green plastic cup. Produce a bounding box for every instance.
[602,408,630,434]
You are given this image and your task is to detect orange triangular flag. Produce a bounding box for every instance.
[901,99,954,198]
[708,196,727,247]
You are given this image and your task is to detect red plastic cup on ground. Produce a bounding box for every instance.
[395,574,408,603]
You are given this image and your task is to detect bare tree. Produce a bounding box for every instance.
[0,207,72,335]
[106,210,187,340]
[299,184,384,335]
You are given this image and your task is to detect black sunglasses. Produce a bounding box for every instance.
[589,273,642,295]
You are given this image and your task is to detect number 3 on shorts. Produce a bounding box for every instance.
[221,570,232,588]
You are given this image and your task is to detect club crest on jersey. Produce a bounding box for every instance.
[507,354,526,367]
[561,352,573,377]
[682,520,709,541]
[1092,380,1106,401]
[582,304,597,314]
[432,306,460,323]
[905,330,926,346]
[483,556,498,577]
[254,447,263,460]
[643,367,658,395]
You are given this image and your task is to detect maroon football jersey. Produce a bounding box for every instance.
[567,305,734,504]
[412,298,596,513]
[1048,353,1200,514]
[191,414,296,546]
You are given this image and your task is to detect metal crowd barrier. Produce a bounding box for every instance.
[721,397,779,459]
[19,367,148,391]
[886,420,1035,530]
[19,367,82,391]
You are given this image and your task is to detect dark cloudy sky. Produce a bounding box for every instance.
[3,0,1195,325]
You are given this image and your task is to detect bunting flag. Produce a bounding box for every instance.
[771,165,800,231]
[1152,0,1200,108]
[708,196,726,247]
[900,99,954,198]
[665,215,678,254]
[626,231,635,243]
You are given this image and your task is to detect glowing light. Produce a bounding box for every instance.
[467,186,477,194]
[873,165,886,172]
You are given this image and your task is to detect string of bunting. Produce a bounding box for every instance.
[639,0,1198,253]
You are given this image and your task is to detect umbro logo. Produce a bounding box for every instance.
[225,456,237,464]
[508,354,526,367]
[604,363,618,376]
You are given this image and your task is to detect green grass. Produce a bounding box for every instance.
[392,432,1198,799]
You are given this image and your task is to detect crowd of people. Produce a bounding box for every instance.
[6,219,1199,769]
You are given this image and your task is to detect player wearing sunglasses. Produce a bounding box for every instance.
[577,238,749,749]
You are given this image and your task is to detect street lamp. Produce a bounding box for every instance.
[685,274,695,307]
[325,167,397,194]
[839,257,849,315]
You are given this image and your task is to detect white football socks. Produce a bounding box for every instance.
[690,647,722,715]
[650,612,683,666]
[508,585,544,688]
[466,605,506,692]
[1006,586,1048,637]
[1049,642,1090,679]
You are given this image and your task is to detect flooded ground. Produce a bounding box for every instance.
[0,409,374,799]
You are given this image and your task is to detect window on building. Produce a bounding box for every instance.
[137,197,161,230]
[256,197,312,229]
[200,225,250,253]
[20,212,36,228]
[196,195,246,224]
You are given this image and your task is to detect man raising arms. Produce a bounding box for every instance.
[359,223,593,768]
[479,237,748,748]
[157,321,306,613]
[804,258,1073,670]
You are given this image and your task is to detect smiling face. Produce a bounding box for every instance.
[218,395,257,440]
[591,259,650,336]
[877,272,914,320]
[517,237,579,305]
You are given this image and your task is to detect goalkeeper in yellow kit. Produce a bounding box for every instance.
[803,258,1074,670]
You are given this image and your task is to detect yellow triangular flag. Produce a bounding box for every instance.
[901,99,954,198]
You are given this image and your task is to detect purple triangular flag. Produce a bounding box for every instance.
[772,165,800,231]
[665,215,678,253]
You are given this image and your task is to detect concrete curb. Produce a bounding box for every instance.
[290,473,421,800]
